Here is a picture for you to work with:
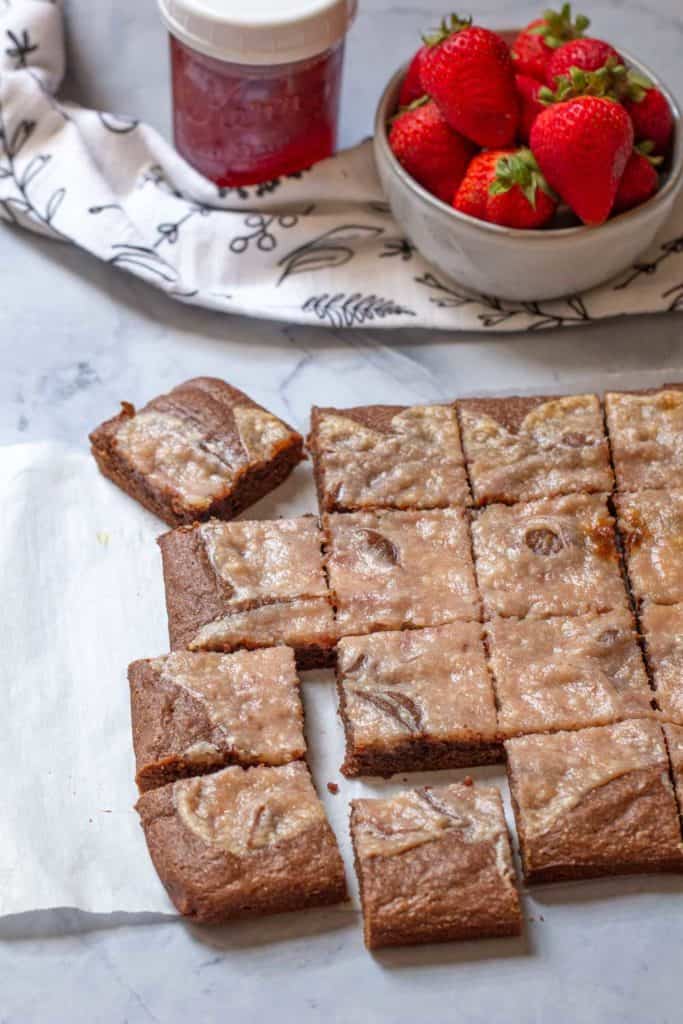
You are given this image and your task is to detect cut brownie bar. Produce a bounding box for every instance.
[90,377,303,527]
[605,385,683,491]
[663,724,683,820]
[158,516,336,668]
[136,762,347,922]
[641,602,683,724]
[616,490,683,608]
[129,647,306,792]
[350,783,522,948]
[337,623,501,777]
[457,393,613,506]
[487,610,653,737]
[471,493,629,621]
[324,508,480,636]
[308,404,470,513]
[505,719,683,883]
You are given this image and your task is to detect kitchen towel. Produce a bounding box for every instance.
[1,0,683,332]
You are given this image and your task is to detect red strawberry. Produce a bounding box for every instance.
[613,141,662,213]
[545,37,623,86]
[388,99,476,204]
[625,86,674,155]
[516,74,546,142]
[453,148,557,228]
[531,96,633,224]
[512,5,590,82]
[398,45,430,107]
[453,150,503,219]
[453,150,502,219]
[420,16,519,148]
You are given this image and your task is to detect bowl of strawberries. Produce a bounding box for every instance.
[374,6,682,301]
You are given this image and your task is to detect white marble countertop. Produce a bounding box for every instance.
[2,1,683,1021]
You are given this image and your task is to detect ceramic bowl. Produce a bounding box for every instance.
[373,43,683,301]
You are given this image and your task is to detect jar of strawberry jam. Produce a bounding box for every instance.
[158,0,357,187]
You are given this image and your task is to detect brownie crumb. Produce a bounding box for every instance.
[327,782,339,795]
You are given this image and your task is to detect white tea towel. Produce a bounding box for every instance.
[1,0,683,332]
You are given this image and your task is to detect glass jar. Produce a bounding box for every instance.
[158,0,357,187]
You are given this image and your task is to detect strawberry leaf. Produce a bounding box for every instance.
[635,140,664,166]
[422,12,472,47]
[533,4,590,48]
[389,94,430,124]
[625,72,652,103]
[543,57,639,102]
[490,148,558,209]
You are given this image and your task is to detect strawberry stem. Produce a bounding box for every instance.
[422,13,472,47]
[529,4,590,49]
[389,94,430,125]
[541,57,649,103]
[489,148,558,208]
[635,140,665,166]
[625,71,652,103]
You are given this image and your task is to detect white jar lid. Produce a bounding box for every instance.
[158,0,357,65]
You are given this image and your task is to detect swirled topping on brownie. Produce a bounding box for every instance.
[324,508,480,635]
[471,493,628,620]
[458,393,612,505]
[641,602,683,724]
[337,623,500,777]
[616,489,683,607]
[174,762,324,855]
[90,377,303,526]
[350,782,521,948]
[309,404,470,512]
[200,517,328,605]
[506,720,683,882]
[487,609,653,736]
[129,647,306,791]
[136,763,347,922]
[605,386,683,491]
[158,516,336,668]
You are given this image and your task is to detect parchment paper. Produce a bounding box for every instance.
[1,371,681,917]
[1,442,496,916]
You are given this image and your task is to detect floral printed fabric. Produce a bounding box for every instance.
[1,0,683,330]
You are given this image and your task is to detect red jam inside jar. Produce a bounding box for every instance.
[159,0,356,187]
[170,37,344,187]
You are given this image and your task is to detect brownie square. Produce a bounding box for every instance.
[616,490,683,608]
[158,516,336,668]
[641,602,683,724]
[471,493,629,621]
[129,647,306,792]
[308,404,470,513]
[487,609,653,737]
[350,782,522,948]
[457,393,613,506]
[90,377,303,527]
[337,623,501,777]
[324,508,480,636]
[605,385,683,491]
[506,719,683,883]
[136,762,347,922]
[663,723,683,818]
